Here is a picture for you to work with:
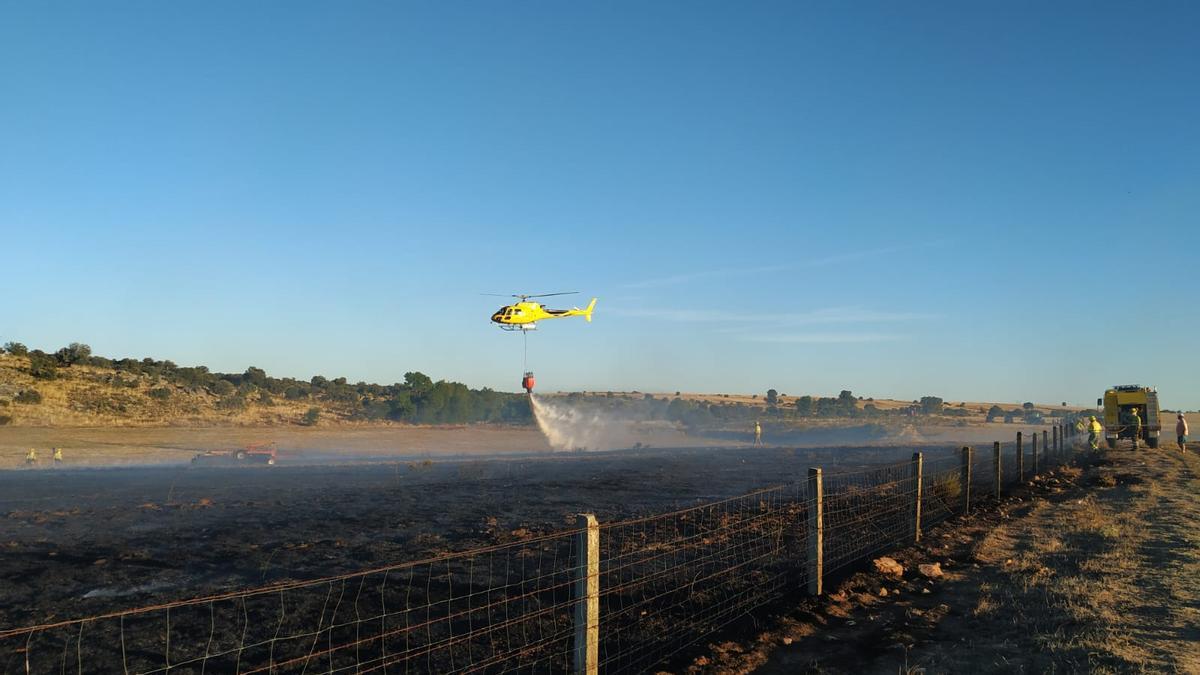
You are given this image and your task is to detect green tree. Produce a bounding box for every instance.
[838,390,856,415]
[794,395,814,416]
[54,342,92,366]
[766,389,779,405]
[986,405,1004,422]
[3,342,28,356]
[243,366,268,387]
[404,371,433,393]
[301,407,321,426]
[28,353,58,380]
[919,396,944,415]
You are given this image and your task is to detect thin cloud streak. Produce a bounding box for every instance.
[620,240,947,289]
[608,306,934,325]
[620,264,791,289]
[743,333,904,344]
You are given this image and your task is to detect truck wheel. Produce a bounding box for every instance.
[236,451,247,460]
[1147,437,1159,449]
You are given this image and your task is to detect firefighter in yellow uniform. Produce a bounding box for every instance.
[753,421,762,446]
[25,448,37,466]
[1128,409,1143,450]
[53,447,64,465]
[1088,416,1102,451]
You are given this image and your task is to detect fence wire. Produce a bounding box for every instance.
[0,531,580,674]
[822,461,917,578]
[596,485,802,674]
[2,432,1083,674]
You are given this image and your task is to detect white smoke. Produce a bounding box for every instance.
[529,394,694,451]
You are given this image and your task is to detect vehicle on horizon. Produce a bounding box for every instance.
[486,292,596,331]
[1099,385,1160,449]
[191,442,277,466]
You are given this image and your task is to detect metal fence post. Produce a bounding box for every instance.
[960,446,972,515]
[993,441,1002,499]
[1032,431,1039,475]
[573,514,599,675]
[911,452,923,542]
[1042,430,1048,468]
[1016,432,1023,482]
[1053,425,1059,456]
[807,468,823,596]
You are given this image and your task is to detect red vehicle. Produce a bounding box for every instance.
[191,442,277,466]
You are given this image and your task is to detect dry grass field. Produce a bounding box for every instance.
[686,442,1200,674]
[0,353,325,426]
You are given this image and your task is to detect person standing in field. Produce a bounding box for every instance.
[1088,415,1103,451]
[1178,413,1189,453]
[753,420,762,446]
[53,447,63,465]
[1127,408,1143,450]
[25,448,37,466]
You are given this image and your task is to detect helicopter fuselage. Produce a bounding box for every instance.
[491,298,596,329]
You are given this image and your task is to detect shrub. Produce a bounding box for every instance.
[301,407,320,426]
[4,342,28,356]
[148,387,171,401]
[217,395,245,411]
[28,354,58,380]
[257,390,273,406]
[932,473,961,503]
[54,342,92,366]
[210,380,236,397]
[284,385,308,400]
[15,389,43,404]
[0,414,10,426]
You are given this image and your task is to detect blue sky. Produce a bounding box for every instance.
[2,1,1197,408]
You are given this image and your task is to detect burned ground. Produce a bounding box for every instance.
[0,444,950,632]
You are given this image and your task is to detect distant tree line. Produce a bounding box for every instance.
[1,341,532,425]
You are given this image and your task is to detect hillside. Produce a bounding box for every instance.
[0,345,530,427]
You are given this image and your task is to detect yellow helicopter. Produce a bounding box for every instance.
[487,292,597,331]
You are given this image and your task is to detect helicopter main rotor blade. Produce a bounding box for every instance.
[521,292,579,299]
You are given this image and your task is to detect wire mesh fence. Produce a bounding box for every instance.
[596,486,803,674]
[823,460,917,578]
[1,429,1083,674]
[0,531,582,674]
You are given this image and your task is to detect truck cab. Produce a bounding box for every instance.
[1100,385,1160,449]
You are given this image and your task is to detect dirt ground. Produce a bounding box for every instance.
[0,442,964,633]
[0,425,553,469]
[687,442,1200,674]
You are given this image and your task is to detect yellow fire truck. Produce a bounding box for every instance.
[1099,385,1160,449]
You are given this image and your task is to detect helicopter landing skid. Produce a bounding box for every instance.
[497,323,537,332]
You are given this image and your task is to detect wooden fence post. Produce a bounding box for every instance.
[1032,431,1039,475]
[574,514,599,675]
[960,446,972,515]
[1042,430,1048,466]
[911,452,923,542]
[1016,432,1024,481]
[807,468,823,596]
[1054,425,1059,456]
[993,441,1002,499]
